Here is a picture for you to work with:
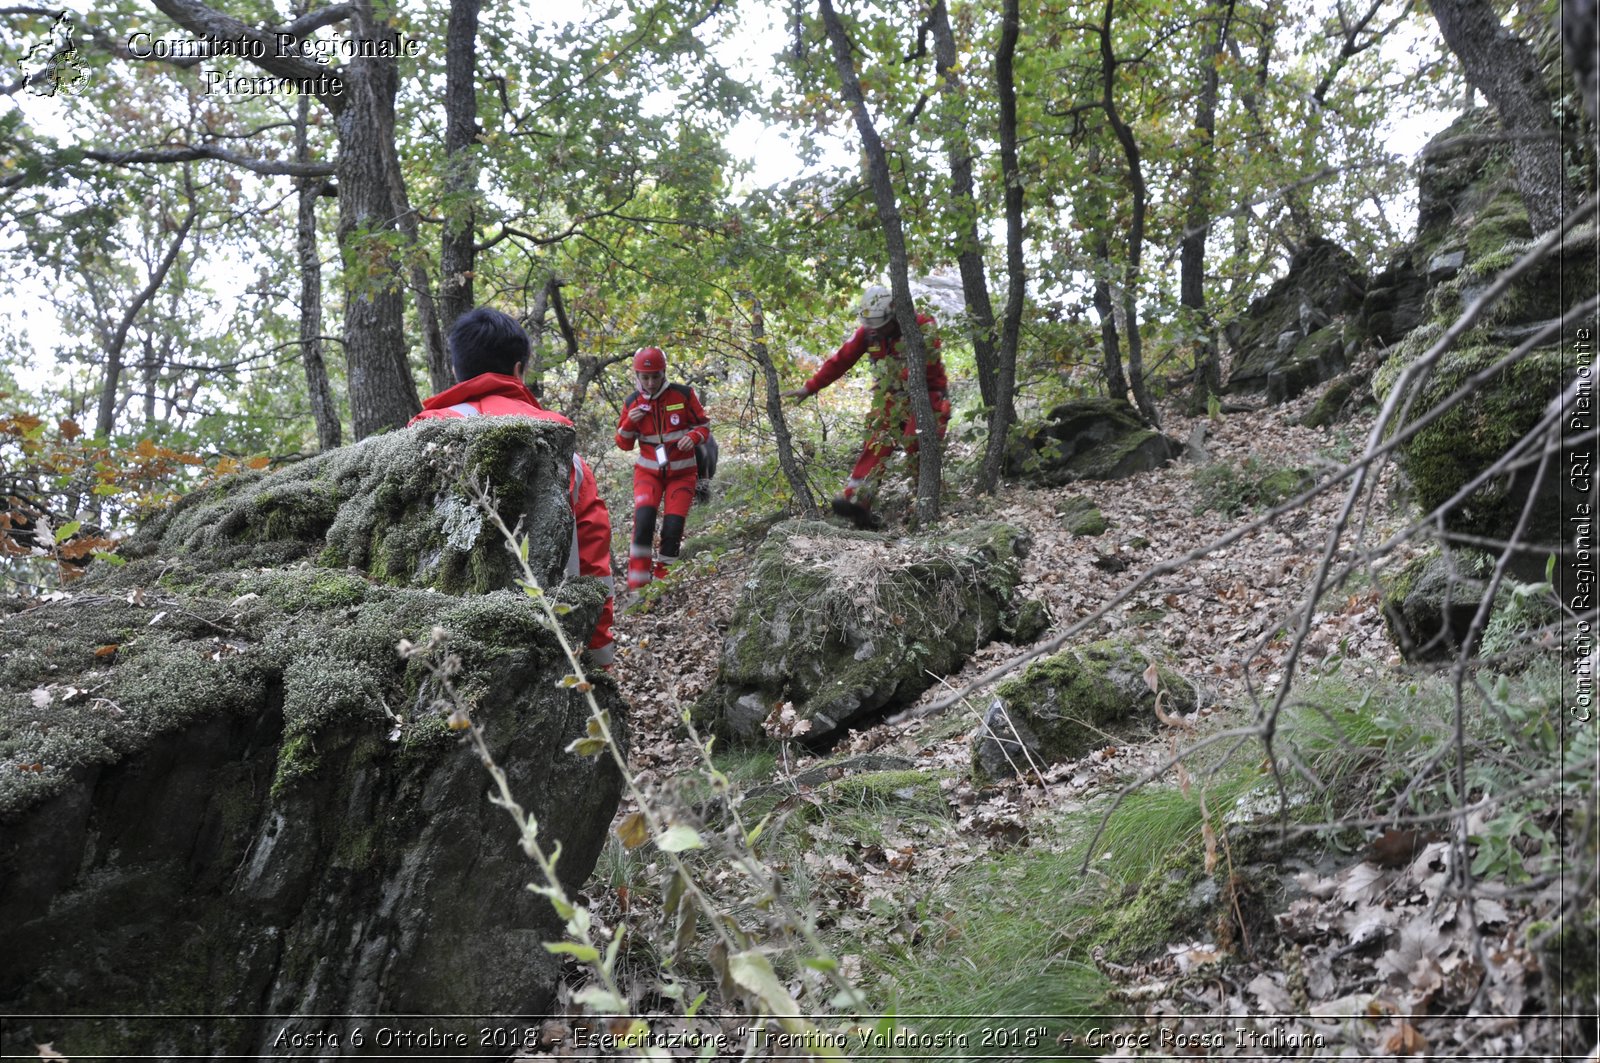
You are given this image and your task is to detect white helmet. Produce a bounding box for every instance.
[858,284,893,329]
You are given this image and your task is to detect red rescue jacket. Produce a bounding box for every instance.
[615,382,710,477]
[802,313,946,399]
[411,373,616,666]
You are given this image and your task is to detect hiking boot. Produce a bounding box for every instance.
[830,497,883,531]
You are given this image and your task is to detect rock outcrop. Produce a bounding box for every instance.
[1374,108,1597,577]
[1225,238,1366,402]
[697,520,1036,745]
[1005,398,1180,487]
[0,418,625,1059]
[972,640,1196,780]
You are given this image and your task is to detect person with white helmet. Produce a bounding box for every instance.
[783,283,949,528]
[616,346,712,595]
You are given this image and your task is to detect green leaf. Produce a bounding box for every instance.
[728,949,797,1016]
[572,985,626,1014]
[544,941,600,962]
[657,824,705,852]
[528,884,576,920]
[53,519,81,542]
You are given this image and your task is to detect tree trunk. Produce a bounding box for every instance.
[1098,0,1159,426]
[928,0,998,410]
[1182,1,1228,413]
[149,0,420,439]
[439,0,480,340]
[386,153,449,394]
[818,0,943,525]
[746,294,819,518]
[980,0,1024,492]
[1425,0,1567,233]
[95,207,195,439]
[1086,146,1128,402]
[338,4,422,437]
[295,90,341,452]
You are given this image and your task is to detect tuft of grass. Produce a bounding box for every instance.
[1277,659,1592,884]
[1190,457,1313,516]
[859,757,1268,1056]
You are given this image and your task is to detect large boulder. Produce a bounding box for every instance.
[1004,398,1180,487]
[972,640,1196,781]
[1374,109,1598,575]
[697,520,1034,744]
[1225,238,1366,399]
[0,418,625,1059]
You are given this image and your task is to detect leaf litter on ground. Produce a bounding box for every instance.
[590,386,1579,1059]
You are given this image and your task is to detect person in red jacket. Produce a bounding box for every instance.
[783,284,950,529]
[410,307,616,668]
[615,346,711,595]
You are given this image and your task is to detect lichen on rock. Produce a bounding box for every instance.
[697,519,1039,744]
[0,418,624,1058]
[127,417,576,595]
[972,640,1197,781]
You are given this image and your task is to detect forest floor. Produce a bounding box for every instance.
[588,389,1584,1060]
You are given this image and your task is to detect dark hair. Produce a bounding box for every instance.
[448,307,530,381]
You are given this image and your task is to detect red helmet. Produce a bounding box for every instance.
[633,347,666,373]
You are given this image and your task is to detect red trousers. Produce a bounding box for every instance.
[627,466,697,591]
[842,390,951,504]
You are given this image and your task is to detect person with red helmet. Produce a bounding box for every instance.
[410,307,616,668]
[616,346,711,595]
[783,284,949,529]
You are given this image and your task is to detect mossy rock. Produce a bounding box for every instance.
[1058,495,1108,537]
[125,417,577,595]
[1372,102,1597,562]
[1379,548,1493,662]
[1414,109,1528,267]
[1299,372,1375,429]
[0,421,625,1057]
[1191,458,1314,517]
[697,520,1033,745]
[1266,326,1348,405]
[1225,238,1367,394]
[1356,256,1430,347]
[1419,225,1598,331]
[1379,338,1569,560]
[1004,398,1179,487]
[972,640,1197,781]
[1002,597,1052,644]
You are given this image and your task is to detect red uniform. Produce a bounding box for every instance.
[801,313,950,504]
[411,373,616,667]
[615,382,710,591]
